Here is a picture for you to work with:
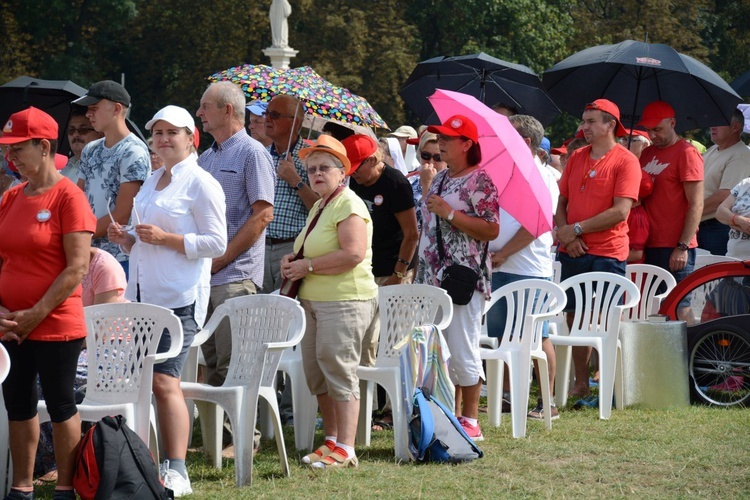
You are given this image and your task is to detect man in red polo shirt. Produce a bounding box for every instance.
[555,99,641,398]
[638,101,704,322]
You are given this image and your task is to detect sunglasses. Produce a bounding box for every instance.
[306,165,341,175]
[67,126,96,135]
[262,110,295,120]
[420,151,442,162]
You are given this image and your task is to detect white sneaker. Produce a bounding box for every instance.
[161,460,193,497]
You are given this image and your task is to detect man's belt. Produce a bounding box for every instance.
[266,237,295,245]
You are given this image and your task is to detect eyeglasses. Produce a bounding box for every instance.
[306,165,341,175]
[67,126,95,135]
[420,151,442,162]
[262,111,295,120]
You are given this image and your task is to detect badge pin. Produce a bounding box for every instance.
[36,209,51,222]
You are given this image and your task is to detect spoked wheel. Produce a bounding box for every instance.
[689,326,750,407]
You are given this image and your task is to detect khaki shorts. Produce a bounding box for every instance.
[299,297,378,401]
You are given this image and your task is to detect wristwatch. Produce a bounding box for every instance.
[676,242,689,251]
[447,210,456,222]
[573,222,583,236]
[394,270,406,279]
[293,180,305,191]
[308,259,314,273]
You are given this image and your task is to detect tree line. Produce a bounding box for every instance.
[1,0,748,144]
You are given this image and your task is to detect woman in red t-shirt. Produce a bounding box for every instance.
[0,107,96,500]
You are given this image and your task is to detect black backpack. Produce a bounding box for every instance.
[73,415,172,500]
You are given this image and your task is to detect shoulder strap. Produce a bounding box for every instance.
[293,184,345,261]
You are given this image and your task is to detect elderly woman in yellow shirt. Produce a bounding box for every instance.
[281,135,378,469]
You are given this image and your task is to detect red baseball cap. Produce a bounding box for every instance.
[637,101,675,129]
[427,115,479,144]
[551,138,573,156]
[341,134,378,174]
[0,107,58,145]
[584,99,628,137]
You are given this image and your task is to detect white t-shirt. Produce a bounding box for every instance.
[702,141,750,221]
[489,156,559,277]
[727,177,750,259]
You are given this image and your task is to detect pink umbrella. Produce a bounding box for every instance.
[427,89,553,237]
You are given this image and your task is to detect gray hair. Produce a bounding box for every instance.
[208,81,246,122]
[509,114,544,151]
[305,150,344,171]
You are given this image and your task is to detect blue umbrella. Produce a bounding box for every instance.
[543,40,742,132]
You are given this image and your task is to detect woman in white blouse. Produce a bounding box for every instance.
[108,105,227,497]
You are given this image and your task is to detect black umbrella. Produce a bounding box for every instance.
[400,52,560,127]
[542,40,742,133]
[0,76,87,156]
[730,69,750,97]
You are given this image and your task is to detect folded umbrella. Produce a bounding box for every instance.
[543,40,742,132]
[427,89,553,238]
[401,52,560,127]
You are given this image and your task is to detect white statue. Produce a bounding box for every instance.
[270,0,292,48]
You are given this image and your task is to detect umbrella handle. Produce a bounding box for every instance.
[285,100,303,157]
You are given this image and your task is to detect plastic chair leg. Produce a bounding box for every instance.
[485,358,505,428]
[196,401,223,468]
[289,375,317,451]
[260,387,290,478]
[536,355,553,431]
[355,380,374,447]
[597,343,618,420]
[508,357,531,439]
[554,344,572,407]
[614,345,624,410]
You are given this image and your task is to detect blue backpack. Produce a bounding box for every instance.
[409,388,483,463]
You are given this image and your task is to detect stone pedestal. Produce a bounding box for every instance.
[263,46,298,70]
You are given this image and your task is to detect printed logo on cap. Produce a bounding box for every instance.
[2,120,12,133]
[451,118,463,129]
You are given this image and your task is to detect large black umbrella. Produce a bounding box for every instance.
[400,52,560,127]
[0,76,87,156]
[542,40,742,132]
[730,69,750,97]
[0,76,147,157]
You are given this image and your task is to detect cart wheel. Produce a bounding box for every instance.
[688,325,750,407]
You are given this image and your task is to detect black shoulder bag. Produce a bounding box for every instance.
[435,173,488,306]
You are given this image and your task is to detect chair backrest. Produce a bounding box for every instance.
[83,303,183,405]
[552,260,562,283]
[560,272,640,336]
[216,295,305,388]
[485,279,566,352]
[377,284,453,364]
[0,342,9,384]
[625,264,677,320]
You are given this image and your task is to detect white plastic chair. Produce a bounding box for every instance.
[37,303,182,458]
[481,280,566,438]
[625,264,677,321]
[0,343,10,495]
[548,272,640,419]
[277,347,317,451]
[181,294,305,486]
[356,284,453,461]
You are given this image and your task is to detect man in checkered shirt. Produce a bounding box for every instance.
[263,94,320,292]
[196,81,276,386]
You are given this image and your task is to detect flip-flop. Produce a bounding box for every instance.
[573,395,599,409]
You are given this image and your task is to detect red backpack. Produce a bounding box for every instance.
[73,415,172,500]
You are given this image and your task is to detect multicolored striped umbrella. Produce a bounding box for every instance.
[207,64,388,129]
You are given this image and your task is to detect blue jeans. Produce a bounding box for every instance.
[154,302,197,378]
[487,271,551,339]
[697,219,729,256]
[558,253,627,312]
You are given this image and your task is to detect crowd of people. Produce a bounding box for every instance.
[1,75,749,498]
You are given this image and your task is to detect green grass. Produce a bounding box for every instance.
[34,401,750,499]
[186,402,749,499]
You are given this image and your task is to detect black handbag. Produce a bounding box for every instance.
[434,174,488,306]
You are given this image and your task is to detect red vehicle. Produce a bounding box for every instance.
[660,260,750,407]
